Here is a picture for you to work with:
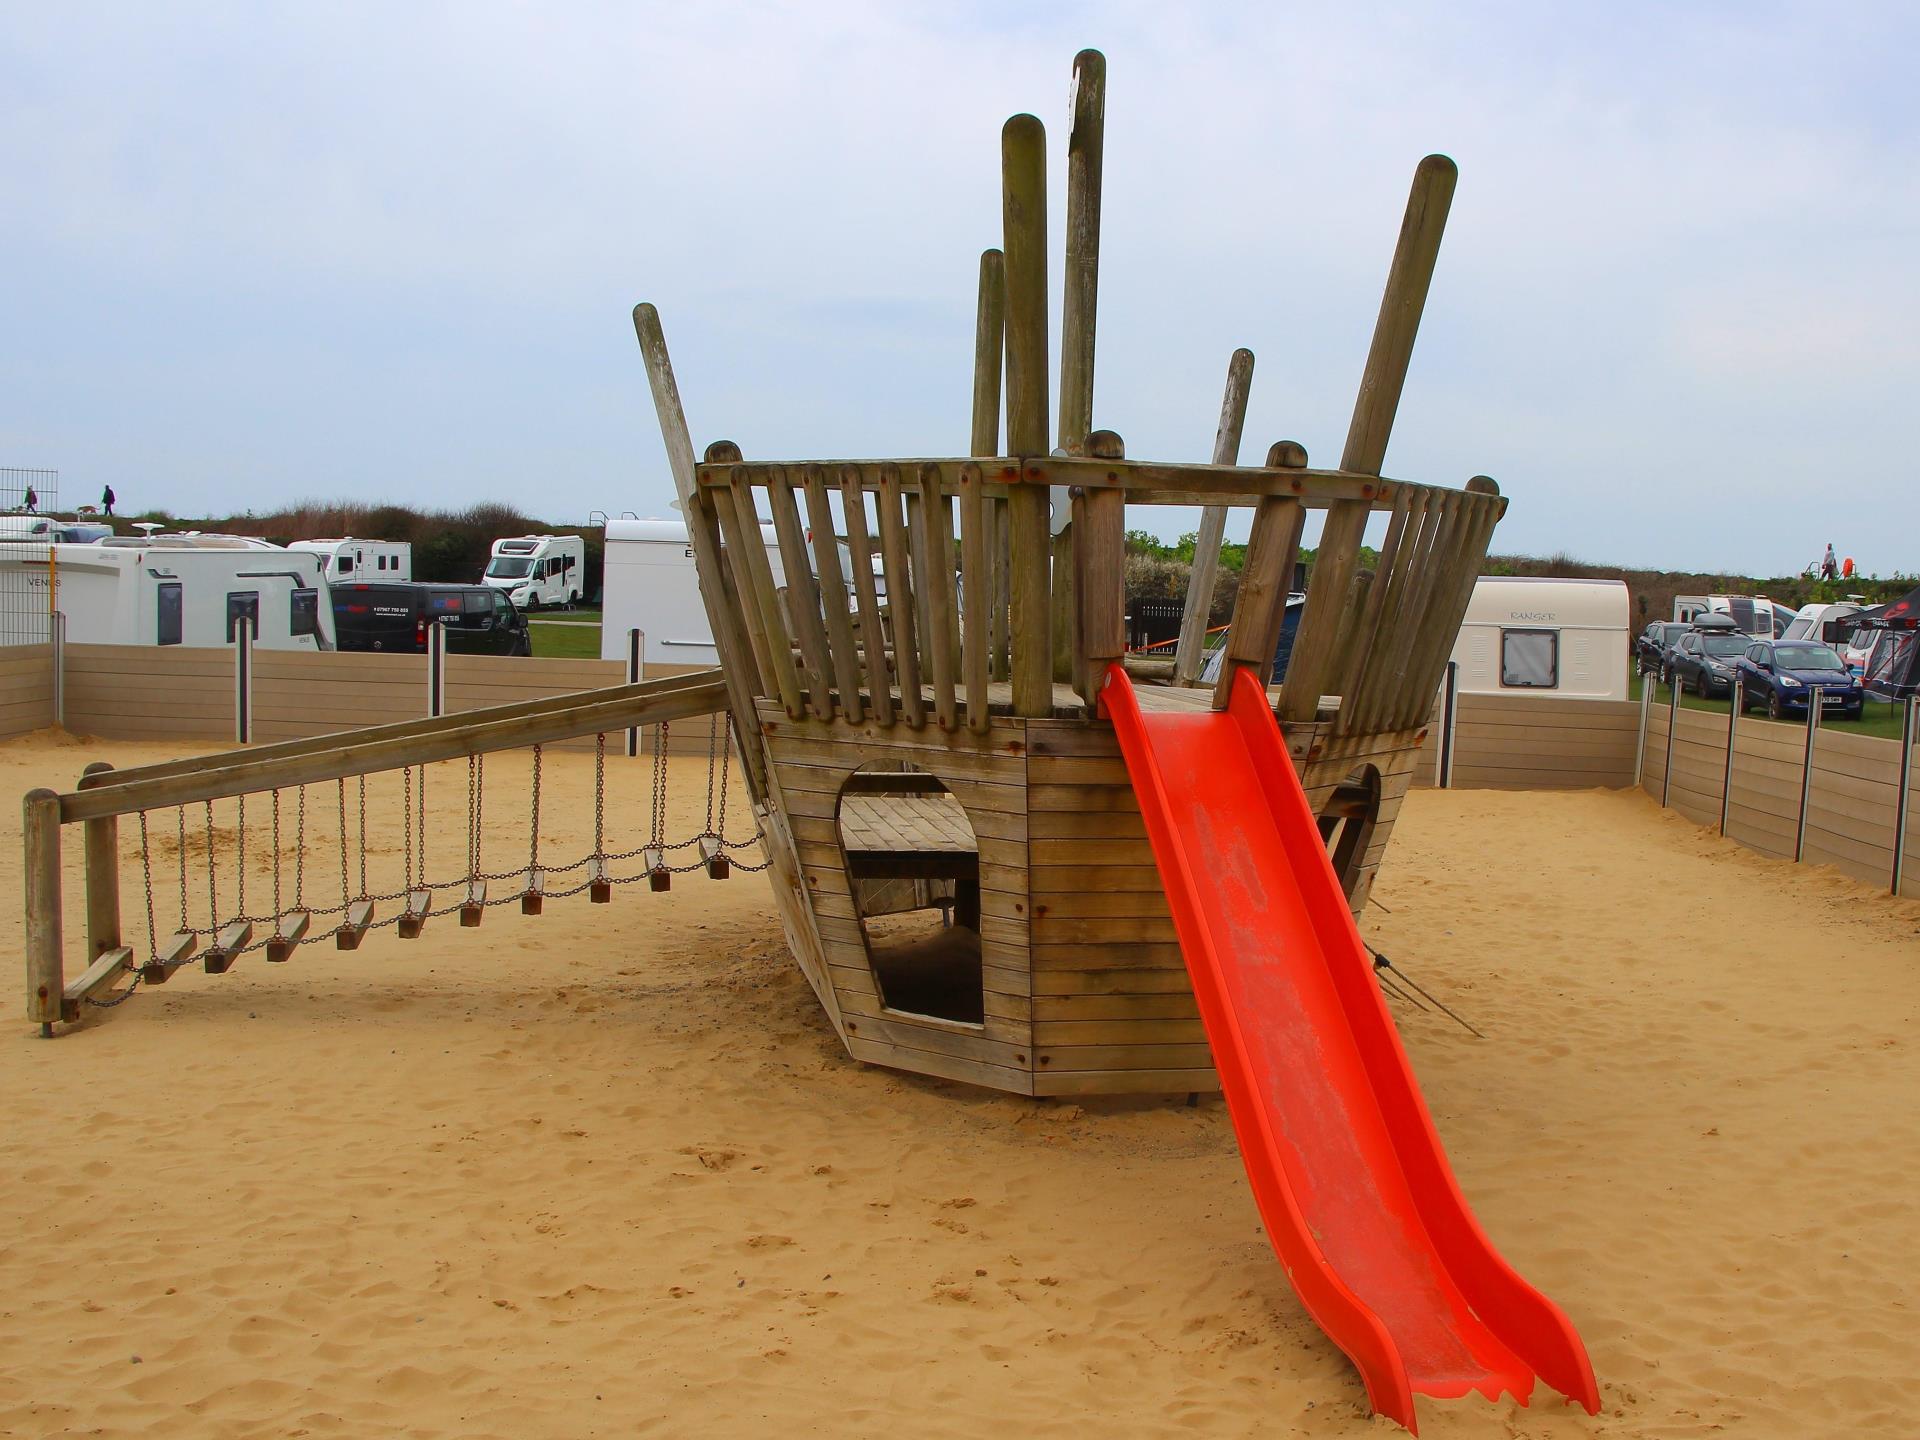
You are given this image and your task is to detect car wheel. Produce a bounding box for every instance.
[1694,671,1709,699]
[1767,692,1783,721]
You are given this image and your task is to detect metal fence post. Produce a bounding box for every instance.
[1662,676,1680,808]
[1633,668,1652,787]
[1894,694,1915,896]
[234,616,254,744]
[1438,660,1459,789]
[1794,685,1822,862]
[625,628,646,758]
[1720,680,1740,835]
[427,618,446,718]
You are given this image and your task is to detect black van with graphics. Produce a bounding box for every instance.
[331,582,532,656]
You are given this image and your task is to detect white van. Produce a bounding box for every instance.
[1672,593,1793,637]
[484,534,585,610]
[288,537,412,583]
[1447,577,1629,701]
[600,518,787,667]
[0,540,335,649]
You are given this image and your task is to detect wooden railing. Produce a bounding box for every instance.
[23,670,730,1033]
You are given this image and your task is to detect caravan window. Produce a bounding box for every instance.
[337,554,354,575]
[226,591,260,642]
[156,583,183,646]
[290,588,321,638]
[1500,628,1558,688]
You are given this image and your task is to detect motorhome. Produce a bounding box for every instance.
[1672,593,1794,637]
[288,537,412,583]
[1447,576,1630,701]
[0,539,335,649]
[599,518,786,669]
[483,534,586,610]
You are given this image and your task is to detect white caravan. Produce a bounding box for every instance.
[1446,576,1629,701]
[600,518,787,669]
[0,541,336,649]
[1779,601,1861,645]
[1672,593,1793,637]
[288,537,412,583]
[484,534,586,610]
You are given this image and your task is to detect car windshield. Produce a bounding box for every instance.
[1700,634,1748,657]
[486,557,534,579]
[1773,643,1845,669]
[1662,624,1687,642]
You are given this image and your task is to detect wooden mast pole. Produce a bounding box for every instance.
[1172,348,1255,685]
[1002,113,1053,717]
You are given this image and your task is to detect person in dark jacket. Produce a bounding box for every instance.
[101,484,116,516]
[21,484,35,513]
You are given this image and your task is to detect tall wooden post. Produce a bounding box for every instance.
[1074,431,1126,708]
[1173,348,1255,686]
[24,788,63,1034]
[1002,113,1053,717]
[972,250,1010,686]
[80,761,120,962]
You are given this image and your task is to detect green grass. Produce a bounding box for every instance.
[528,620,603,660]
[1628,670,1908,741]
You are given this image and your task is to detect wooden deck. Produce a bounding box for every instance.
[838,794,977,858]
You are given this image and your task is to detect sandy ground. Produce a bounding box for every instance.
[2,726,1917,1439]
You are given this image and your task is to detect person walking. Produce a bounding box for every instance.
[21,483,35,513]
[101,484,116,517]
[1820,543,1837,580]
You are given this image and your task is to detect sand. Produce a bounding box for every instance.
[1,726,1916,1438]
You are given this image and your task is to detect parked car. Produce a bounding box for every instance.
[1636,621,1691,677]
[1734,639,1864,721]
[1666,618,1749,697]
[332,582,531,656]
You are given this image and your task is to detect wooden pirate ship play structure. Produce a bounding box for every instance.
[631,52,1507,1101]
[21,48,1600,1428]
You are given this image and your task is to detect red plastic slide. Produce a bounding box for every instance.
[1100,665,1599,1432]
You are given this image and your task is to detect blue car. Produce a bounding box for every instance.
[1734,639,1863,721]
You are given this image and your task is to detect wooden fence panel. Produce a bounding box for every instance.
[1410,692,1638,790]
[0,644,54,740]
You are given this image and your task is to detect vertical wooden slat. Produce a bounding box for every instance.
[1341,155,1458,476]
[1390,488,1484,730]
[1003,113,1052,716]
[876,464,926,728]
[1369,489,1465,731]
[903,491,937,699]
[766,466,835,719]
[959,464,990,732]
[632,306,766,798]
[80,761,120,961]
[1276,497,1371,722]
[1213,493,1305,710]
[1073,432,1127,708]
[803,466,864,724]
[1058,49,1106,454]
[1331,485,1415,730]
[972,250,1006,459]
[838,466,894,726]
[1345,487,1436,735]
[917,465,959,729]
[990,496,1011,683]
[1395,481,1505,730]
[706,475,776,694]
[726,470,804,720]
[1173,347,1255,686]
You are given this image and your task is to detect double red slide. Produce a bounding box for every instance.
[1101,665,1599,1432]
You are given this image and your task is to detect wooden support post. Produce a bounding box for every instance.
[1663,672,1681,809]
[1214,484,1305,710]
[79,761,120,962]
[917,465,959,729]
[634,304,769,801]
[266,911,311,961]
[1074,431,1127,708]
[802,466,865,723]
[1437,660,1460,788]
[1893,696,1915,896]
[235,614,255,742]
[336,898,374,947]
[1003,112,1053,717]
[1795,689,1822,861]
[1173,348,1255,686]
[24,788,63,1033]
[425,616,445,720]
[972,250,1006,459]
[767,466,836,719]
[838,467,894,726]
[1634,661,1654,787]
[959,464,991,732]
[876,465,926,727]
[1058,49,1105,456]
[1722,681,1741,836]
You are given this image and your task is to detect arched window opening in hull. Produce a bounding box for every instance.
[835,764,983,1026]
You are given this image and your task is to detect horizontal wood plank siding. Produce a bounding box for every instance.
[1412,692,1638,791]
[0,644,54,739]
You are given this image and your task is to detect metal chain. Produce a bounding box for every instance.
[271,788,282,923]
[203,799,217,929]
[357,774,369,898]
[294,785,307,910]
[138,809,158,957]
[704,713,720,835]
[235,793,246,918]
[338,778,351,910]
[417,762,427,888]
[175,805,189,932]
[402,766,414,891]
[594,733,606,859]
[87,973,143,1008]
[529,745,542,870]
[475,754,485,878]
[650,723,670,848]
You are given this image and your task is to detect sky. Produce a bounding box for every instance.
[2,1,1915,577]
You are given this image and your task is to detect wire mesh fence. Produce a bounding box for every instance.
[1,468,60,645]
